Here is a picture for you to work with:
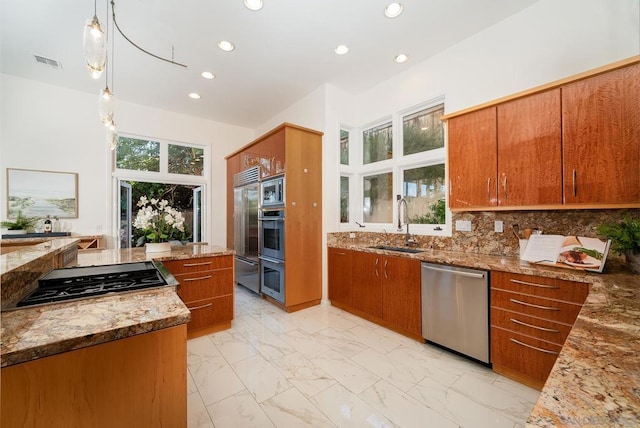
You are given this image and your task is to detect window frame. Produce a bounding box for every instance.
[111,133,211,248]
[338,97,451,236]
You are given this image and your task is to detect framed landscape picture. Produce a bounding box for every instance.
[6,168,78,219]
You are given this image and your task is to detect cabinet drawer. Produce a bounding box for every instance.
[491,307,572,345]
[491,326,562,385]
[491,289,582,324]
[184,295,233,332]
[177,269,233,302]
[491,271,588,304]
[163,256,232,275]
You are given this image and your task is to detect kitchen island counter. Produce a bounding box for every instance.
[327,240,640,427]
[0,245,232,367]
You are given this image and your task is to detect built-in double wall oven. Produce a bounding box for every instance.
[259,208,285,303]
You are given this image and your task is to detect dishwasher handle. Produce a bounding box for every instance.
[421,264,485,279]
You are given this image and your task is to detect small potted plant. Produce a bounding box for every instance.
[133,196,185,252]
[597,217,640,274]
[1,211,40,235]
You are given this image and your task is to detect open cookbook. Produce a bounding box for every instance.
[520,234,611,273]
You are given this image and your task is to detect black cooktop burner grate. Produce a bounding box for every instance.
[17,262,168,308]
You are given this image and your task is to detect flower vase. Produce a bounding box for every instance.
[145,242,171,253]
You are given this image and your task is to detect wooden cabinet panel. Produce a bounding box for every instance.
[491,307,572,345]
[183,296,233,333]
[497,89,562,206]
[226,155,241,249]
[562,63,640,204]
[176,269,234,303]
[382,256,421,336]
[491,271,588,304]
[448,107,497,209]
[328,248,352,307]
[162,255,232,275]
[491,289,582,325]
[351,251,383,318]
[491,326,562,387]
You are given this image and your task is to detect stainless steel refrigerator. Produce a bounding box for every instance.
[233,167,260,294]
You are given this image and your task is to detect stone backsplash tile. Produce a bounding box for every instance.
[328,208,639,261]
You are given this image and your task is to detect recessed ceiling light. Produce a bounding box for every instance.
[334,45,349,55]
[188,93,201,99]
[394,53,408,63]
[385,3,403,18]
[201,71,215,79]
[244,0,263,11]
[218,40,235,52]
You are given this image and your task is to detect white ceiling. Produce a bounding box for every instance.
[1,0,539,129]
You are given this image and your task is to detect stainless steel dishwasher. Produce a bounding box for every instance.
[421,262,490,364]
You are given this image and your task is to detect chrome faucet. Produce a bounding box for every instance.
[397,196,417,246]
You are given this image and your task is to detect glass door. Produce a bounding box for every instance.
[118,181,132,249]
[193,186,203,242]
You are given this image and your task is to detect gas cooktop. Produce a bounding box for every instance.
[16,262,169,308]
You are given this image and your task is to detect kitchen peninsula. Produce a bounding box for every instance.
[0,241,233,427]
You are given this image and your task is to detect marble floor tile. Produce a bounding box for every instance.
[187,392,214,428]
[272,351,337,397]
[187,287,538,428]
[207,390,275,428]
[360,380,459,428]
[311,383,399,428]
[261,387,335,427]
[190,358,246,406]
[232,355,291,403]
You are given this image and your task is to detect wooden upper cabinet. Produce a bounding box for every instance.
[448,107,498,209]
[497,89,562,206]
[562,63,640,205]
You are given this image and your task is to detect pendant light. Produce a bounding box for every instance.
[99,0,114,127]
[83,0,106,79]
[107,121,118,150]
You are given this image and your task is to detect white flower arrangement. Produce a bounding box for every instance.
[133,196,185,244]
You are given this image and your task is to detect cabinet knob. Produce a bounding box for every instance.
[313,202,317,207]
[291,201,297,206]
[303,168,308,173]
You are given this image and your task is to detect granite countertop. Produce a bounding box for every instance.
[0,244,233,368]
[328,242,640,427]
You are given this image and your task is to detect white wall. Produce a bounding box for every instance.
[0,74,254,247]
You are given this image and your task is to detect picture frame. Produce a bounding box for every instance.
[6,168,78,219]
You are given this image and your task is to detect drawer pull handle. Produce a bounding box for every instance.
[510,338,559,355]
[510,279,559,289]
[188,303,213,311]
[510,318,560,333]
[384,259,388,279]
[183,275,213,282]
[374,257,379,278]
[509,298,560,311]
[183,261,212,267]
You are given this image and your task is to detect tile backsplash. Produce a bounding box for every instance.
[328,208,639,261]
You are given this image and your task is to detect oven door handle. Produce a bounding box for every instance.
[259,256,284,264]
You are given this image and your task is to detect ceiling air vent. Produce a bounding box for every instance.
[34,55,62,69]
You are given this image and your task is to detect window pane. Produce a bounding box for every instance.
[116,137,160,172]
[340,176,349,223]
[403,105,444,156]
[169,144,204,176]
[363,122,393,164]
[403,164,446,224]
[363,172,393,223]
[340,129,349,165]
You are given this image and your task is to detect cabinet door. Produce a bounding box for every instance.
[382,256,421,336]
[351,251,383,318]
[328,248,352,307]
[497,89,562,206]
[447,107,498,209]
[562,63,640,204]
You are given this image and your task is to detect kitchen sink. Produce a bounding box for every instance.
[368,245,425,254]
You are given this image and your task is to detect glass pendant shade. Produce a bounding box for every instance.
[107,121,118,150]
[99,87,114,126]
[83,15,107,79]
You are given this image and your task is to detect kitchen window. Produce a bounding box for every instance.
[113,134,209,248]
[340,129,349,165]
[339,97,449,235]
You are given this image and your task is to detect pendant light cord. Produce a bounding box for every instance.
[110,0,187,68]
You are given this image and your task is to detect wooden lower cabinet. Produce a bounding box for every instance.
[328,248,422,340]
[163,255,234,338]
[490,271,588,389]
[1,325,187,428]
